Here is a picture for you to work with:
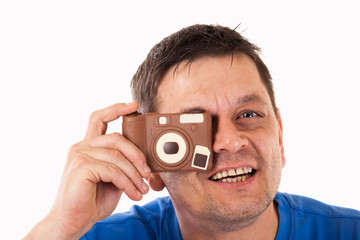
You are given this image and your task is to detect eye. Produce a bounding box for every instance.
[235,110,264,130]
[239,111,259,119]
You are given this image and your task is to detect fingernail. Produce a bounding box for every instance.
[141,181,149,192]
[144,164,151,173]
[136,190,142,198]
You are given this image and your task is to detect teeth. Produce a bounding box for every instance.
[228,169,236,176]
[218,174,251,183]
[236,167,244,175]
[211,167,253,180]
[215,172,222,179]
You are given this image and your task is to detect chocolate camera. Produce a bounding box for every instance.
[122,112,213,172]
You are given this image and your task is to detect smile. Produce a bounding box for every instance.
[209,167,256,183]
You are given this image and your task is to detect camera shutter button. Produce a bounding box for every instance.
[191,124,198,131]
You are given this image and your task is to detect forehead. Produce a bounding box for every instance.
[155,54,270,113]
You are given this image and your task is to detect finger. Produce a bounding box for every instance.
[84,102,139,140]
[80,147,149,194]
[75,153,144,201]
[86,132,151,177]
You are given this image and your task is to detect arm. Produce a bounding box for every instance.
[24,102,151,240]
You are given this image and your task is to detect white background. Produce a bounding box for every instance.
[1,1,359,239]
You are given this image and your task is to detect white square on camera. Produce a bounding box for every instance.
[159,116,167,125]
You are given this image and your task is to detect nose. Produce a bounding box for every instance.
[212,116,248,153]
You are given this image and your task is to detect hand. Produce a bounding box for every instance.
[24,102,151,240]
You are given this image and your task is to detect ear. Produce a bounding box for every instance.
[276,108,286,168]
[148,173,165,191]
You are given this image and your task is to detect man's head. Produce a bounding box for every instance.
[131,24,277,116]
[130,24,285,235]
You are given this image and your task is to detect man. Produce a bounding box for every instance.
[25,24,360,239]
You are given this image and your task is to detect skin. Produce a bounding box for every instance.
[150,53,286,239]
[25,53,285,240]
[24,102,152,239]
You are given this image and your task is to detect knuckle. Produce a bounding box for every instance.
[66,153,89,172]
[115,157,127,171]
[133,150,146,164]
[72,154,88,168]
[109,132,123,140]
[109,132,126,146]
[109,149,122,162]
[67,145,81,162]
[89,110,100,123]
[68,142,81,153]
[105,162,120,175]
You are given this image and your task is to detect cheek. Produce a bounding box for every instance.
[160,172,178,188]
[160,172,208,209]
[160,172,197,195]
[251,131,283,191]
[251,128,283,168]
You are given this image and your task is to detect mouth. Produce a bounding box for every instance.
[208,167,256,183]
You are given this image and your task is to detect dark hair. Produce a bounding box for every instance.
[131,24,277,115]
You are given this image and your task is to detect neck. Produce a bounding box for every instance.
[178,201,279,240]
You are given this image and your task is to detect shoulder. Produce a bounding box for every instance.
[275,192,360,239]
[100,196,174,224]
[276,192,360,219]
[81,196,181,240]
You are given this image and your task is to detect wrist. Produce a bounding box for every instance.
[23,213,87,240]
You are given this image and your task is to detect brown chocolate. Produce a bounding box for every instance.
[122,112,213,172]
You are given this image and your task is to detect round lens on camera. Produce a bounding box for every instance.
[163,142,179,154]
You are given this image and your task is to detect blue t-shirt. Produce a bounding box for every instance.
[81,192,360,239]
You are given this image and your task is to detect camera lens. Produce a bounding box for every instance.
[164,142,179,154]
[155,132,187,165]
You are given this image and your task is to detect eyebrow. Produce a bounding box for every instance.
[236,94,267,106]
[179,94,268,114]
[181,107,207,114]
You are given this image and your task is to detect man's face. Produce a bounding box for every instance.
[154,53,285,227]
